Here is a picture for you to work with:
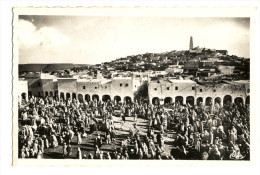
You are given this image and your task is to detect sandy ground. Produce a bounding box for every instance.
[41,114,176,159]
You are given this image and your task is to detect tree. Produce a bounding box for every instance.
[134,81,149,104]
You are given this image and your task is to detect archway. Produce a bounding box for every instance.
[234,97,243,106]
[72,93,77,100]
[164,97,172,104]
[214,97,221,105]
[114,96,121,105]
[50,91,53,97]
[21,93,27,100]
[175,96,183,105]
[102,95,111,102]
[92,94,99,102]
[205,97,213,106]
[152,97,160,105]
[124,96,132,104]
[45,91,48,97]
[186,96,195,106]
[196,97,203,106]
[78,94,84,103]
[60,92,65,100]
[246,96,250,105]
[85,94,90,102]
[223,95,232,105]
[54,91,58,98]
[66,93,71,100]
[28,91,32,98]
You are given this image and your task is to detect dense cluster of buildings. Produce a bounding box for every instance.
[18,37,250,107]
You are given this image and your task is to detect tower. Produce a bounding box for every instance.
[189,36,193,50]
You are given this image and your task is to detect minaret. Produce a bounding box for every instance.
[189,36,193,50]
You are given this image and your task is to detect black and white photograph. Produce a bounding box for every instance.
[11,7,257,166]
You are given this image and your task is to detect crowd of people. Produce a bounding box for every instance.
[18,94,250,160]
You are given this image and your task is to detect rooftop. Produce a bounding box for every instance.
[169,79,196,84]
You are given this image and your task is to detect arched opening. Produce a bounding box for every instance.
[54,91,58,98]
[246,96,250,105]
[164,97,172,104]
[114,96,121,105]
[45,91,49,97]
[214,97,221,105]
[175,96,183,105]
[85,94,90,102]
[78,94,84,103]
[92,94,99,102]
[223,95,232,105]
[152,97,160,105]
[124,96,132,104]
[66,93,71,100]
[196,97,203,106]
[28,91,32,98]
[102,95,111,102]
[234,97,243,106]
[186,96,195,106]
[60,92,65,100]
[72,93,77,100]
[205,97,213,106]
[50,91,53,97]
[21,93,27,100]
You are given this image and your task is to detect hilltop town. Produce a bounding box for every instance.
[18,36,250,106]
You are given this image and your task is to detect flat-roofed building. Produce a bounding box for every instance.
[18,80,29,105]
[148,78,249,107]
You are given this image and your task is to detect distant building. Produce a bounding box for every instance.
[216,50,228,56]
[218,65,235,75]
[18,80,28,105]
[189,36,193,51]
[208,57,219,62]
[148,79,249,106]
[184,61,200,70]
[165,65,183,74]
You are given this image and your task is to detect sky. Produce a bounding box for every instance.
[17,16,250,64]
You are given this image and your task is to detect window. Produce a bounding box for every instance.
[175,86,178,90]
[167,87,170,90]
[95,87,97,89]
[120,83,122,87]
[125,83,129,87]
[83,86,85,89]
[38,82,41,86]
[192,87,195,90]
[105,86,107,89]
[200,89,202,92]
[154,88,157,91]
[213,89,216,92]
[247,89,250,93]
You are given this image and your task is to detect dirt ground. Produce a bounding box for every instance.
[41,114,176,159]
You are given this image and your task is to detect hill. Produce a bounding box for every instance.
[19,64,91,72]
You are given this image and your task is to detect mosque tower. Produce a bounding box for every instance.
[189,36,193,51]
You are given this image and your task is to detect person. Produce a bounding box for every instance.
[67,143,72,157]
[37,149,43,159]
[77,131,82,145]
[50,133,58,148]
[94,134,102,148]
[76,147,82,159]
[18,94,250,160]
[62,142,67,157]
[229,126,237,144]
[20,147,26,158]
